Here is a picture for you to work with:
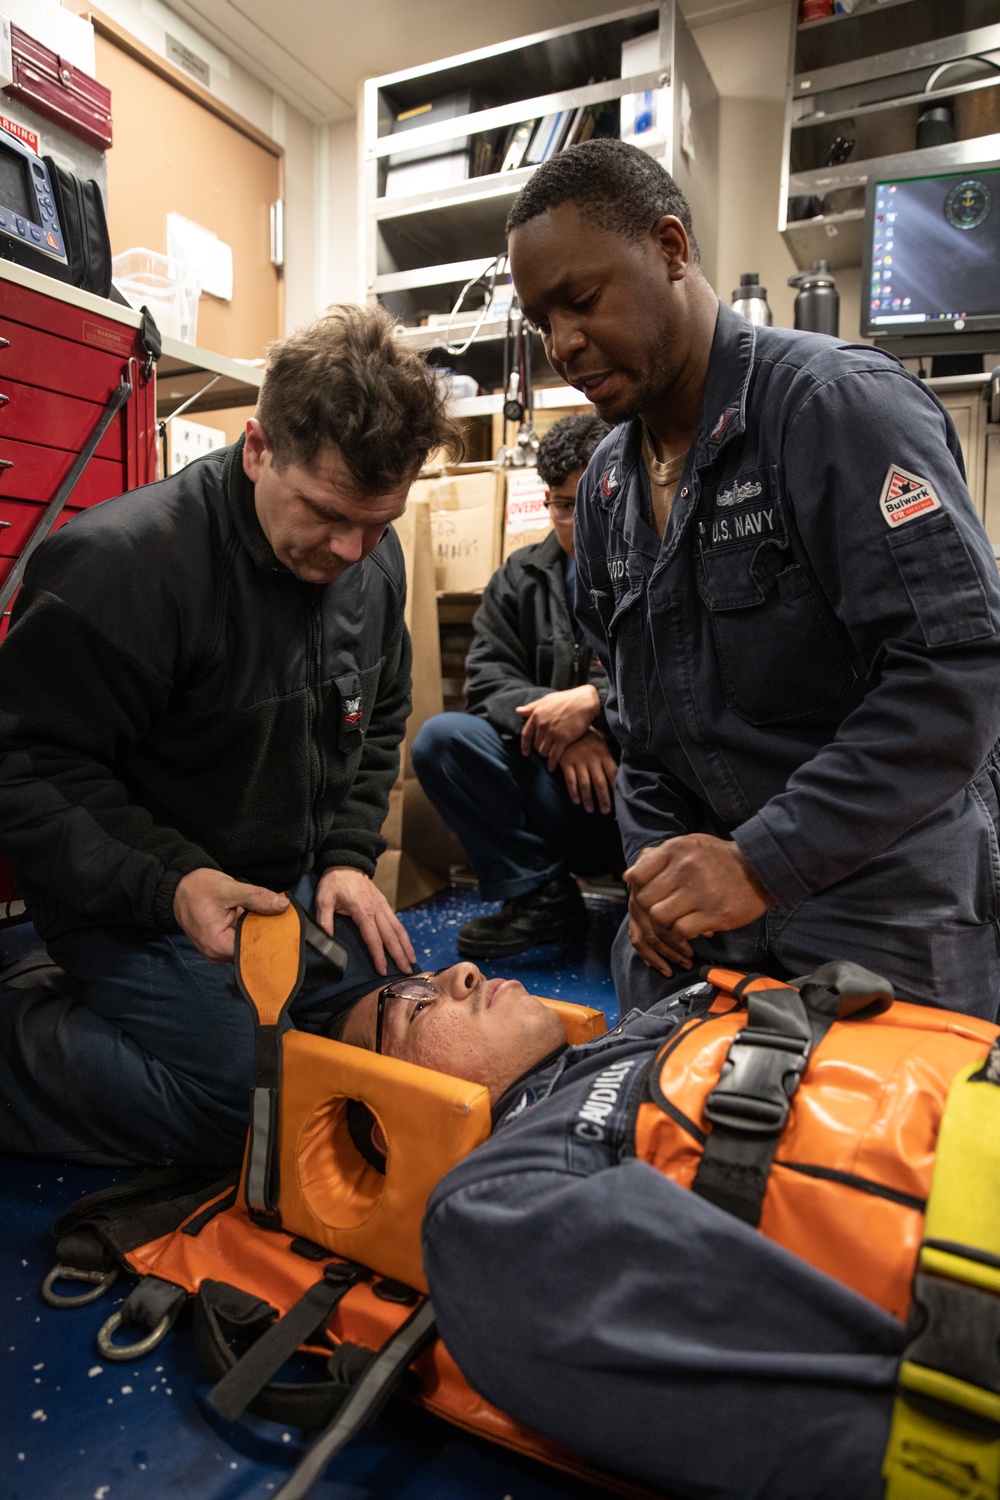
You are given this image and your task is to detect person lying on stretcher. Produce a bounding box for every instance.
[328,961,999,1500]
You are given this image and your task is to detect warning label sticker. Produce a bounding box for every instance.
[878,465,943,528]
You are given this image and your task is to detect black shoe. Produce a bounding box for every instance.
[457,874,587,959]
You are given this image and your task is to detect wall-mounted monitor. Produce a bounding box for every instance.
[860,161,1000,358]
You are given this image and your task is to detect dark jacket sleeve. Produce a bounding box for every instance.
[464,557,552,738]
[317,607,412,877]
[735,366,1000,907]
[0,535,215,930]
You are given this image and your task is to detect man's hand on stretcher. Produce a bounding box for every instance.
[174,868,291,964]
[173,865,416,976]
[625,835,774,977]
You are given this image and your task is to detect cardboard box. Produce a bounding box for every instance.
[503,467,552,561]
[409,468,503,593]
[374,777,454,910]
[378,504,460,910]
[391,497,442,781]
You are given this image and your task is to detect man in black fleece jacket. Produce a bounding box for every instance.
[413,415,622,958]
[0,305,460,1165]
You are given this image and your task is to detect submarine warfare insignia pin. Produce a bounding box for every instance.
[717,478,763,508]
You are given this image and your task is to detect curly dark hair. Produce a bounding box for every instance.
[256,303,463,493]
[506,138,700,263]
[537,414,612,489]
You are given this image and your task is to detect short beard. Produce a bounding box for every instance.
[614,344,676,424]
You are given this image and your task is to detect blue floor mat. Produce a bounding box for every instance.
[1,889,623,1500]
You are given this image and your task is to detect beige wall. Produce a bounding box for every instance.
[65,0,319,337]
[714,98,864,340]
[714,97,798,328]
[321,118,362,309]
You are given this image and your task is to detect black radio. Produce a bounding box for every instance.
[0,124,69,274]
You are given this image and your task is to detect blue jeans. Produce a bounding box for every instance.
[412,713,622,901]
[0,873,405,1166]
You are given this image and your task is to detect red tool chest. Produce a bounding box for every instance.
[0,270,157,636]
[0,264,157,917]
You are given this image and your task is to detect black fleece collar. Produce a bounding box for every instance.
[521,528,567,576]
[224,435,287,573]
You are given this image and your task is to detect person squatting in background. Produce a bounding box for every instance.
[413,413,622,959]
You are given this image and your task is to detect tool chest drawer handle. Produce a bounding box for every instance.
[0,459,12,471]
[0,338,8,350]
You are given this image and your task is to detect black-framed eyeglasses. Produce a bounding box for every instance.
[543,497,576,514]
[374,974,442,1056]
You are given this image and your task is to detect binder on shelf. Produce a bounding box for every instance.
[524,109,572,166]
[500,119,536,172]
[385,91,474,198]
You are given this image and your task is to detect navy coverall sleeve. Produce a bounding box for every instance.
[464,562,554,738]
[424,1127,904,1500]
[734,370,1000,907]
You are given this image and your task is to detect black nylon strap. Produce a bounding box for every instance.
[691,1128,786,1226]
[692,986,812,1227]
[120,1275,188,1330]
[194,1286,371,1429]
[53,1169,234,1267]
[208,1262,369,1423]
[274,1299,438,1500]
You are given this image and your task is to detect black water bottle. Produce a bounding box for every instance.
[788,260,840,337]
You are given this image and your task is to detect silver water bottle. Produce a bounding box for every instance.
[731,272,773,326]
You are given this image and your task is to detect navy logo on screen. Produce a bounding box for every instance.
[944,179,992,231]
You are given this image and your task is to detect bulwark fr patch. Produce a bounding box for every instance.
[878,465,943,528]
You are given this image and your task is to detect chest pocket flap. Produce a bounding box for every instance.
[697,535,856,725]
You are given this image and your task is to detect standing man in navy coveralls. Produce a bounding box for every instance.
[507,139,1000,1018]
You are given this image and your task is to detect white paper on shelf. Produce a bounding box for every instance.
[680,83,695,163]
[167,213,233,301]
[620,29,659,79]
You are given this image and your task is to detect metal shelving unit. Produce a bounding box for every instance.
[360,1,718,406]
[780,0,1000,271]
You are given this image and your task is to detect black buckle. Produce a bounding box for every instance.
[322,1260,369,1289]
[703,1028,810,1135]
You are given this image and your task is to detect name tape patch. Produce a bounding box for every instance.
[879,465,942,528]
[573,1057,637,1141]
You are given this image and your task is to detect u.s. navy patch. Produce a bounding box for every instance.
[878,465,942,528]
